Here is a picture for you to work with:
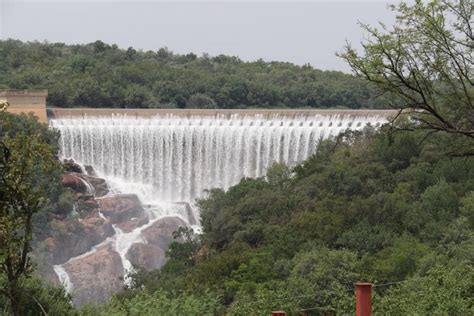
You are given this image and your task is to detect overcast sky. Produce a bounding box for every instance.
[0,0,398,72]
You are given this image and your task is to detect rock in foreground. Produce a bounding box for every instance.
[64,244,124,306]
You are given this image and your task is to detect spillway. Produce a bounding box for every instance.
[50,111,391,203]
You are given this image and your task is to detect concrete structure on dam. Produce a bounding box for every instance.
[47,107,397,120]
[1,90,48,123]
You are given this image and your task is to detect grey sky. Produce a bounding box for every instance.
[0,0,398,72]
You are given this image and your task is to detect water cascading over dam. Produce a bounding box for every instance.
[48,110,393,304]
[50,111,390,204]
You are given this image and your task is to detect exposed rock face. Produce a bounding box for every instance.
[76,195,99,215]
[84,165,98,177]
[62,172,109,197]
[116,215,149,233]
[63,159,83,173]
[98,194,145,223]
[42,159,194,306]
[64,244,124,306]
[143,217,187,249]
[62,173,90,194]
[126,243,166,271]
[126,217,187,271]
[81,174,109,197]
[46,170,115,265]
[46,214,114,264]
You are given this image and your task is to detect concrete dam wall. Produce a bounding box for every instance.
[48,107,396,304]
[47,108,397,120]
[49,108,395,202]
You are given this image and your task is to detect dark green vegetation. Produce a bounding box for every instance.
[0,109,74,315]
[0,40,388,109]
[1,0,472,314]
[85,127,473,315]
[1,108,473,315]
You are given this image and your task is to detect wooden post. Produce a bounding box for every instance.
[355,283,372,316]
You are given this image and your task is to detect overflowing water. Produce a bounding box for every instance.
[50,113,388,202]
[53,265,73,294]
[50,112,390,299]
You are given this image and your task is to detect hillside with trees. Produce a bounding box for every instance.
[0,40,388,109]
[89,127,472,315]
[0,0,472,314]
[1,109,472,315]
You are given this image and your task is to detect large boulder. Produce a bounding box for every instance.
[126,243,166,271]
[81,174,109,197]
[84,165,98,177]
[61,173,91,194]
[126,217,187,271]
[142,217,187,250]
[98,194,145,224]
[76,194,99,216]
[62,172,109,197]
[64,244,124,306]
[63,159,83,173]
[46,215,114,264]
[116,216,149,233]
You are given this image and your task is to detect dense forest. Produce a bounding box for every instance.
[90,127,472,315]
[0,40,388,109]
[1,0,473,314]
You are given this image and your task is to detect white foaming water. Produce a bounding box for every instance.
[50,113,388,202]
[112,225,135,283]
[111,201,191,284]
[55,202,190,289]
[53,265,73,294]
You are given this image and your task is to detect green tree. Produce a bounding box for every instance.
[187,93,217,109]
[288,247,360,313]
[0,111,65,315]
[340,0,473,151]
[376,261,474,315]
[0,39,389,109]
[81,290,223,316]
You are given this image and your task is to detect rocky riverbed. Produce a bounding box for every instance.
[36,160,195,306]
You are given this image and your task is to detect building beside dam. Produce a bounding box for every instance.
[0,90,48,123]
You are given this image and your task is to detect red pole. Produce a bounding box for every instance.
[271,311,286,316]
[355,282,372,316]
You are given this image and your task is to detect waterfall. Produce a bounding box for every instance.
[50,113,388,203]
[50,111,389,301]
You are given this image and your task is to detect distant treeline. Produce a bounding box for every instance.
[0,40,390,109]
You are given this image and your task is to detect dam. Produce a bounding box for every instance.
[49,108,395,203]
[48,108,395,304]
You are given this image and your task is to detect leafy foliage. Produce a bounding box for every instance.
[0,111,72,314]
[376,261,474,315]
[340,0,474,153]
[0,40,389,109]
[79,290,223,316]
